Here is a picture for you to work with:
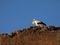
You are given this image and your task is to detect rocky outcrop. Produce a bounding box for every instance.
[0,26,60,45]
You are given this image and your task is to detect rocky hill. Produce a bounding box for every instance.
[0,26,60,45]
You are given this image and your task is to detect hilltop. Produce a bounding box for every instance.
[0,26,60,45]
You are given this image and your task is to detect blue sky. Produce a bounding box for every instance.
[0,0,60,33]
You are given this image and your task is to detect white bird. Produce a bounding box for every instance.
[32,19,46,28]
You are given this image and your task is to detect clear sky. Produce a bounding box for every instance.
[0,0,60,33]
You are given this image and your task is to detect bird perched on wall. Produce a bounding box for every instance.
[32,19,46,28]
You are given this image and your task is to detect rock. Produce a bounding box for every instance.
[0,26,60,45]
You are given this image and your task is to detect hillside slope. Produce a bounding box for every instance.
[0,26,60,45]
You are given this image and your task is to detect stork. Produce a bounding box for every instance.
[32,19,46,28]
